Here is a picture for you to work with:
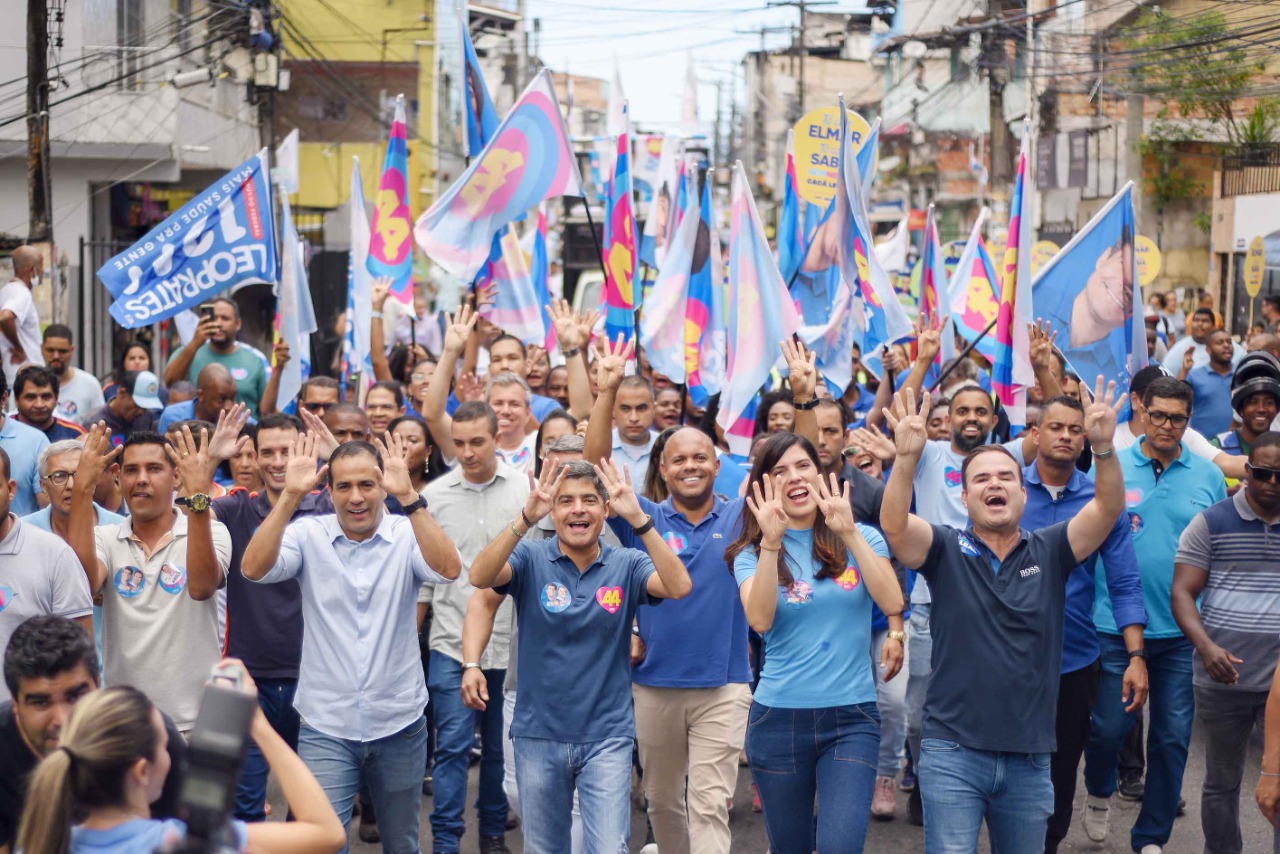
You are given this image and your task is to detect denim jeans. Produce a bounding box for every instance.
[1084,633,1195,851]
[869,626,910,779]
[427,651,507,850]
[905,603,933,775]
[918,739,1053,853]
[298,714,429,854]
[234,677,300,821]
[746,701,880,854]
[513,735,633,854]
[1194,685,1273,854]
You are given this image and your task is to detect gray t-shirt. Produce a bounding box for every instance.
[58,368,106,425]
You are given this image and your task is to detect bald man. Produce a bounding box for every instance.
[157,364,238,434]
[0,246,45,387]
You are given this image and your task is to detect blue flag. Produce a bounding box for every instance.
[101,150,278,328]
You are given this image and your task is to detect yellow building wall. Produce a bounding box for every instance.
[294,141,424,213]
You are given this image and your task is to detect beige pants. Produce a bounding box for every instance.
[632,682,752,854]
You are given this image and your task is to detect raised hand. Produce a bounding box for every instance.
[1081,375,1122,448]
[814,471,856,536]
[272,340,291,372]
[746,474,790,549]
[575,309,601,351]
[525,344,548,377]
[299,406,339,459]
[371,276,392,312]
[456,372,485,403]
[76,422,123,487]
[781,338,818,402]
[1028,318,1058,373]
[284,432,327,498]
[474,282,498,311]
[443,303,478,355]
[523,461,568,525]
[913,318,941,365]
[208,403,251,463]
[882,346,906,374]
[165,424,214,497]
[548,298,581,351]
[882,388,931,459]
[848,427,896,463]
[595,334,634,395]
[373,432,416,503]
[595,459,644,526]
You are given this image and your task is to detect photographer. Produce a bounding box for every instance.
[14,660,344,854]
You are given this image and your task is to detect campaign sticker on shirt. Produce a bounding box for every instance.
[505,446,532,467]
[956,533,981,557]
[783,579,813,608]
[944,466,962,488]
[231,367,249,381]
[114,567,146,599]
[1129,513,1144,534]
[663,532,686,554]
[595,585,623,614]
[60,400,78,417]
[540,583,571,613]
[1124,488,1144,507]
[0,586,14,612]
[158,564,187,595]
[834,566,861,590]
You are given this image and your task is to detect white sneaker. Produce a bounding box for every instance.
[1139,846,1162,854]
[639,845,658,854]
[1083,794,1110,842]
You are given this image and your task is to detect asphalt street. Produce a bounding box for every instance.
[318,709,1280,852]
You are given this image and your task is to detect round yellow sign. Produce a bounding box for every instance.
[1031,240,1059,276]
[791,107,876,208]
[1134,235,1162,287]
[1245,235,1266,298]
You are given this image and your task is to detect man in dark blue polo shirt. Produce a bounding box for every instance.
[585,342,758,854]
[880,380,1127,852]
[1022,395,1149,854]
[469,459,691,854]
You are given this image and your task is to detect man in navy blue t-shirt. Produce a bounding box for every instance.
[880,381,1126,852]
[470,459,691,854]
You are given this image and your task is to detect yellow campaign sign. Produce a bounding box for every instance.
[1245,236,1267,298]
[1134,235,1162,287]
[1031,240,1059,276]
[791,107,876,208]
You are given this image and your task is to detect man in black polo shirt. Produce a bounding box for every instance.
[0,615,185,850]
[880,381,1126,851]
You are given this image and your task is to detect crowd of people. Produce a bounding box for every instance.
[0,239,1279,854]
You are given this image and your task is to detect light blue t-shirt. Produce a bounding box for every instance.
[0,416,47,516]
[71,818,247,853]
[734,524,888,709]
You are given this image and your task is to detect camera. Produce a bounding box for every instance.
[164,664,257,853]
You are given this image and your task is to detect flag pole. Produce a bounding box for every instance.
[928,315,998,393]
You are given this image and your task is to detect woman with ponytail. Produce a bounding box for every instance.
[726,433,905,854]
[17,666,344,854]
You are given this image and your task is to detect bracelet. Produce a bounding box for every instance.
[1092,446,1115,459]
[562,347,581,358]
[509,523,525,539]
[632,515,655,536]
[760,544,781,553]
[370,310,383,319]
[793,397,821,411]
[520,509,534,529]
[1263,771,1280,778]
[462,662,482,671]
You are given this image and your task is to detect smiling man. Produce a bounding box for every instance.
[1212,352,1280,457]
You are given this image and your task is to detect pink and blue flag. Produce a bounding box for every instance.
[367,95,415,306]
[415,70,584,283]
[1033,181,1143,408]
[462,21,499,158]
[529,205,556,352]
[602,105,638,343]
[342,157,373,395]
[478,225,547,347]
[992,123,1036,426]
[685,175,725,406]
[718,161,801,456]
[946,210,1001,364]
[639,169,698,384]
[777,129,806,285]
[920,204,954,363]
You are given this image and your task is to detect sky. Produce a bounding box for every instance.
[525,0,875,134]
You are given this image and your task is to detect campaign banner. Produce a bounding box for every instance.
[101,149,278,329]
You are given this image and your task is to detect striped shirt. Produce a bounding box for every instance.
[1175,488,1280,692]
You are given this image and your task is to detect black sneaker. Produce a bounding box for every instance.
[422,774,433,797]
[907,788,924,826]
[505,811,519,830]
[1118,773,1145,801]
[1177,797,1186,817]
[357,816,380,844]
[479,836,511,854]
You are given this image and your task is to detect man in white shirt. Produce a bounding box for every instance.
[40,324,104,425]
[0,246,44,388]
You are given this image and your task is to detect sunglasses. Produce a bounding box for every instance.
[301,401,335,414]
[1247,463,1280,484]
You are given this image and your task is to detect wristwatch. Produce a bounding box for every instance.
[632,515,656,536]
[176,493,212,513]
[886,630,906,645]
[1127,648,1148,660]
[401,496,429,515]
[793,397,821,411]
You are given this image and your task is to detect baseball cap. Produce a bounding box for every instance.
[1129,365,1170,396]
[126,371,163,410]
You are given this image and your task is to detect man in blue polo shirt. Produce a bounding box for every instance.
[1020,395,1149,854]
[469,459,691,854]
[880,380,1126,852]
[1084,377,1227,854]
[1184,329,1235,437]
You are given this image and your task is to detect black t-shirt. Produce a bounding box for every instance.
[0,700,187,848]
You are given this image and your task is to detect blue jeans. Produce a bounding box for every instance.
[1085,633,1195,851]
[427,651,508,850]
[298,714,428,854]
[918,739,1053,853]
[905,603,933,771]
[746,701,880,854]
[513,736,633,854]
[234,677,299,821]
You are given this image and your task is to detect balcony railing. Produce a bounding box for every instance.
[1222,145,1280,198]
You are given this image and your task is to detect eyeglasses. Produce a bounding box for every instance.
[301,401,334,414]
[1247,463,1280,484]
[1145,410,1189,428]
[42,470,75,486]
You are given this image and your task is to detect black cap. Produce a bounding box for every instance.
[1129,365,1171,396]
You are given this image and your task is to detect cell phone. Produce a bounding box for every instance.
[199,303,215,321]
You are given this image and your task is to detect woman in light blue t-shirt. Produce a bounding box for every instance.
[17,672,344,854]
[728,433,904,854]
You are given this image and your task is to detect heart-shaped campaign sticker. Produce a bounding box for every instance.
[0,586,12,611]
[595,586,623,614]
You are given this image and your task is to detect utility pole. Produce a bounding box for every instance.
[984,0,1013,189]
[27,0,51,242]
[767,0,836,117]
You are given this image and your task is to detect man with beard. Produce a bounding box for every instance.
[38,325,102,426]
[163,297,269,417]
[1163,308,1246,377]
[1183,329,1237,437]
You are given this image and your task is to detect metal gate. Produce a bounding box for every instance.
[76,237,154,381]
